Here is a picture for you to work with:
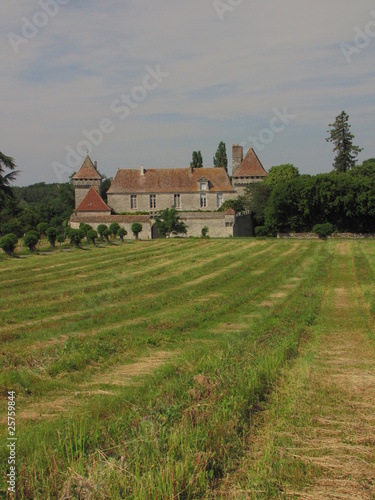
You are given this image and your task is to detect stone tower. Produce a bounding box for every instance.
[232,144,243,177]
[72,156,102,209]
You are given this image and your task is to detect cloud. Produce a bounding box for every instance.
[1,0,374,184]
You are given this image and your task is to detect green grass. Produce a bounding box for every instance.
[1,239,374,498]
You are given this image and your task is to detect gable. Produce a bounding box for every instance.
[232,148,268,178]
[76,186,111,212]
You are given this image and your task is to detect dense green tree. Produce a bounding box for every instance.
[0,233,18,255]
[56,234,65,249]
[46,227,57,247]
[117,227,127,242]
[351,158,375,177]
[79,222,93,236]
[86,229,98,245]
[326,111,363,173]
[24,230,39,252]
[0,152,19,210]
[97,224,108,241]
[37,222,49,237]
[109,222,120,238]
[263,164,299,187]
[131,222,143,240]
[68,229,85,247]
[213,142,228,173]
[190,151,203,169]
[154,207,188,238]
[239,183,273,226]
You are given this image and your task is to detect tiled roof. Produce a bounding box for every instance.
[76,187,111,213]
[232,148,268,178]
[72,156,102,180]
[107,167,235,194]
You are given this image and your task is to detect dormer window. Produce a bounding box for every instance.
[200,182,208,190]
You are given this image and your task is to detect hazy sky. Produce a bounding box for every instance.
[2,1,375,186]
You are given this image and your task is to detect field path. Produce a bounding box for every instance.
[224,241,375,498]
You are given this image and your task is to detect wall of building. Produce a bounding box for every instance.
[107,191,236,213]
[73,180,102,208]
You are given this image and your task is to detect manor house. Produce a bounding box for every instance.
[70,145,267,238]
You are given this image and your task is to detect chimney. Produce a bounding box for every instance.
[140,165,145,176]
[232,144,243,176]
[94,161,98,170]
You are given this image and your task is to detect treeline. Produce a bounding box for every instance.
[0,182,74,237]
[242,160,375,235]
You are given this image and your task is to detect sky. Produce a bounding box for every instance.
[1,0,375,186]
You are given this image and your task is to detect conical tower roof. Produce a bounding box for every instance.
[72,156,102,180]
[232,148,268,178]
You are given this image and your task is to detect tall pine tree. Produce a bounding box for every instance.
[213,141,228,173]
[326,111,362,173]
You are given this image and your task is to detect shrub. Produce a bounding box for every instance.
[131,222,143,240]
[68,229,85,247]
[24,231,39,252]
[201,226,209,238]
[313,223,334,239]
[255,226,269,237]
[117,227,127,242]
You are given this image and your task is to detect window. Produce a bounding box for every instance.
[150,194,156,209]
[130,195,137,209]
[217,193,223,208]
[174,193,181,208]
[199,182,208,190]
[200,193,207,208]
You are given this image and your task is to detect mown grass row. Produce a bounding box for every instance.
[0,240,330,498]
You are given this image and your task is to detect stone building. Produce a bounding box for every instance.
[70,145,267,238]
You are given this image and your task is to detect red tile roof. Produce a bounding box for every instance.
[76,187,111,213]
[72,156,102,180]
[107,167,235,194]
[232,148,268,178]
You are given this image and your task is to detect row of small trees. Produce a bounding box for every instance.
[0,221,144,255]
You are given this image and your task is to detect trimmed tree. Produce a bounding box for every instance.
[103,228,111,243]
[117,227,127,242]
[0,233,18,255]
[68,229,85,247]
[57,234,65,249]
[213,141,228,173]
[154,207,188,238]
[109,222,120,239]
[326,111,363,173]
[86,229,98,245]
[313,223,335,239]
[37,222,49,238]
[46,227,57,247]
[79,223,93,236]
[131,222,143,240]
[97,224,108,241]
[24,230,39,252]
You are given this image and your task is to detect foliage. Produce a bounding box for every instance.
[213,141,228,173]
[312,223,335,239]
[190,151,203,169]
[68,229,85,247]
[24,230,39,252]
[254,226,270,237]
[201,226,209,238]
[154,207,188,238]
[103,228,111,242]
[131,222,143,239]
[97,224,108,240]
[86,229,98,245]
[326,111,363,173]
[56,234,65,248]
[352,158,375,177]
[109,222,120,237]
[46,227,57,247]
[79,223,93,236]
[239,183,273,225]
[218,198,245,213]
[0,152,19,210]
[37,222,49,237]
[263,164,299,187]
[117,227,127,241]
[0,233,18,255]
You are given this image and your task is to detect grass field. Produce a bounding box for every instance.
[0,239,374,498]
